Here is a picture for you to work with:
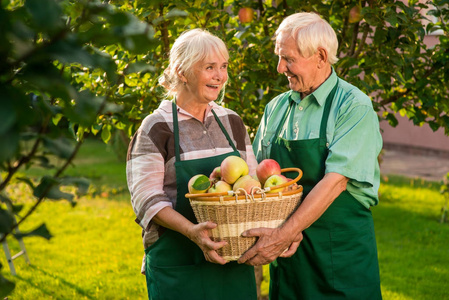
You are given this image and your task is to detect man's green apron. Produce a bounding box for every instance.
[144,102,257,300]
[269,82,382,299]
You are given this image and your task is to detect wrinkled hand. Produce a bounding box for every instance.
[187,221,228,265]
[237,227,303,266]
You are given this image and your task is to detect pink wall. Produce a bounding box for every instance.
[380,115,449,152]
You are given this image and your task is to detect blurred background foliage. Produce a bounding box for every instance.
[1,0,448,295]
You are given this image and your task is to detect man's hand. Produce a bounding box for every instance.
[237,227,303,266]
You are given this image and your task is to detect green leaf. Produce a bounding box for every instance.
[192,175,211,191]
[124,62,157,75]
[42,137,74,159]
[33,176,75,204]
[25,0,63,31]
[101,124,112,144]
[0,207,14,235]
[14,223,52,240]
[0,268,16,298]
[60,177,90,196]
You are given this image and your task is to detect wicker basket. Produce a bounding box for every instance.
[186,168,303,261]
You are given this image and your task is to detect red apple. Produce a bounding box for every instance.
[208,180,232,193]
[238,7,254,24]
[188,174,211,194]
[221,156,249,184]
[233,175,261,194]
[264,174,288,193]
[209,166,222,183]
[349,6,362,23]
[256,159,282,185]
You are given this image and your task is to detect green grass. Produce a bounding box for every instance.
[1,139,449,299]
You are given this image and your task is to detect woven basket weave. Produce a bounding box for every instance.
[186,168,303,261]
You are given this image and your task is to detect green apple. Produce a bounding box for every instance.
[264,174,288,193]
[188,174,211,194]
[208,180,232,193]
[220,156,249,184]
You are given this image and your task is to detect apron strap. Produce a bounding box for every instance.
[211,109,239,153]
[172,101,239,162]
[319,80,339,146]
[172,101,182,162]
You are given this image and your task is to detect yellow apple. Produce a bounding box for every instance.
[349,5,362,23]
[220,156,249,184]
[208,180,232,193]
[233,175,261,194]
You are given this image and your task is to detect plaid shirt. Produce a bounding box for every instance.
[126,100,257,249]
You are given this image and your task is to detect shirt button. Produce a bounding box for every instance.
[267,141,270,145]
[298,106,303,111]
[294,128,298,133]
[203,131,207,134]
[326,142,329,147]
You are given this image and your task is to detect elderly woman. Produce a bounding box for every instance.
[126,29,258,300]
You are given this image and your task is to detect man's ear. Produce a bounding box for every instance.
[316,47,328,68]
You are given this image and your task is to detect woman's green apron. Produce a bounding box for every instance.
[144,102,257,300]
[269,82,382,299]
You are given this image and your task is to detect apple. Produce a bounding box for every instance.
[220,156,249,184]
[208,180,232,193]
[256,159,282,185]
[233,175,261,194]
[264,174,288,193]
[188,174,211,194]
[349,5,362,23]
[209,166,222,183]
[238,7,254,24]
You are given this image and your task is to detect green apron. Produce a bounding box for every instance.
[144,102,257,300]
[269,82,382,299]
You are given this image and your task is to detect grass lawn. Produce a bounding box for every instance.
[1,139,449,299]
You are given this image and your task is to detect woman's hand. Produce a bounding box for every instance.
[187,221,228,265]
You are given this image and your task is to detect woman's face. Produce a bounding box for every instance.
[275,32,321,96]
[185,51,228,104]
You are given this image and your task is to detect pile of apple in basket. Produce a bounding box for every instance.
[185,156,304,261]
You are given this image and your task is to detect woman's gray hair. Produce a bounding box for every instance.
[158,28,229,99]
[275,12,339,65]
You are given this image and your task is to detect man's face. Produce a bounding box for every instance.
[275,32,321,96]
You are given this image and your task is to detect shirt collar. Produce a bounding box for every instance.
[160,99,215,118]
[289,67,337,106]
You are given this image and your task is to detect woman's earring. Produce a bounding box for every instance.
[183,81,187,85]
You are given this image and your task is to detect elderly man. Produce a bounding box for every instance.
[239,12,383,299]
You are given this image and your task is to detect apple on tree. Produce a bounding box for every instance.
[233,175,261,194]
[264,174,288,193]
[188,174,211,194]
[349,5,362,23]
[238,7,254,24]
[256,159,282,185]
[220,156,249,184]
[208,180,232,193]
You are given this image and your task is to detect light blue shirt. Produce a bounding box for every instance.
[253,70,383,208]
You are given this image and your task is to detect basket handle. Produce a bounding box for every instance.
[185,167,303,199]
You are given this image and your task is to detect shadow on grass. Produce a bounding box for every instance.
[15,265,95,299]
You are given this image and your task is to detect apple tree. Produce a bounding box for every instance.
[0,0,157,294]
